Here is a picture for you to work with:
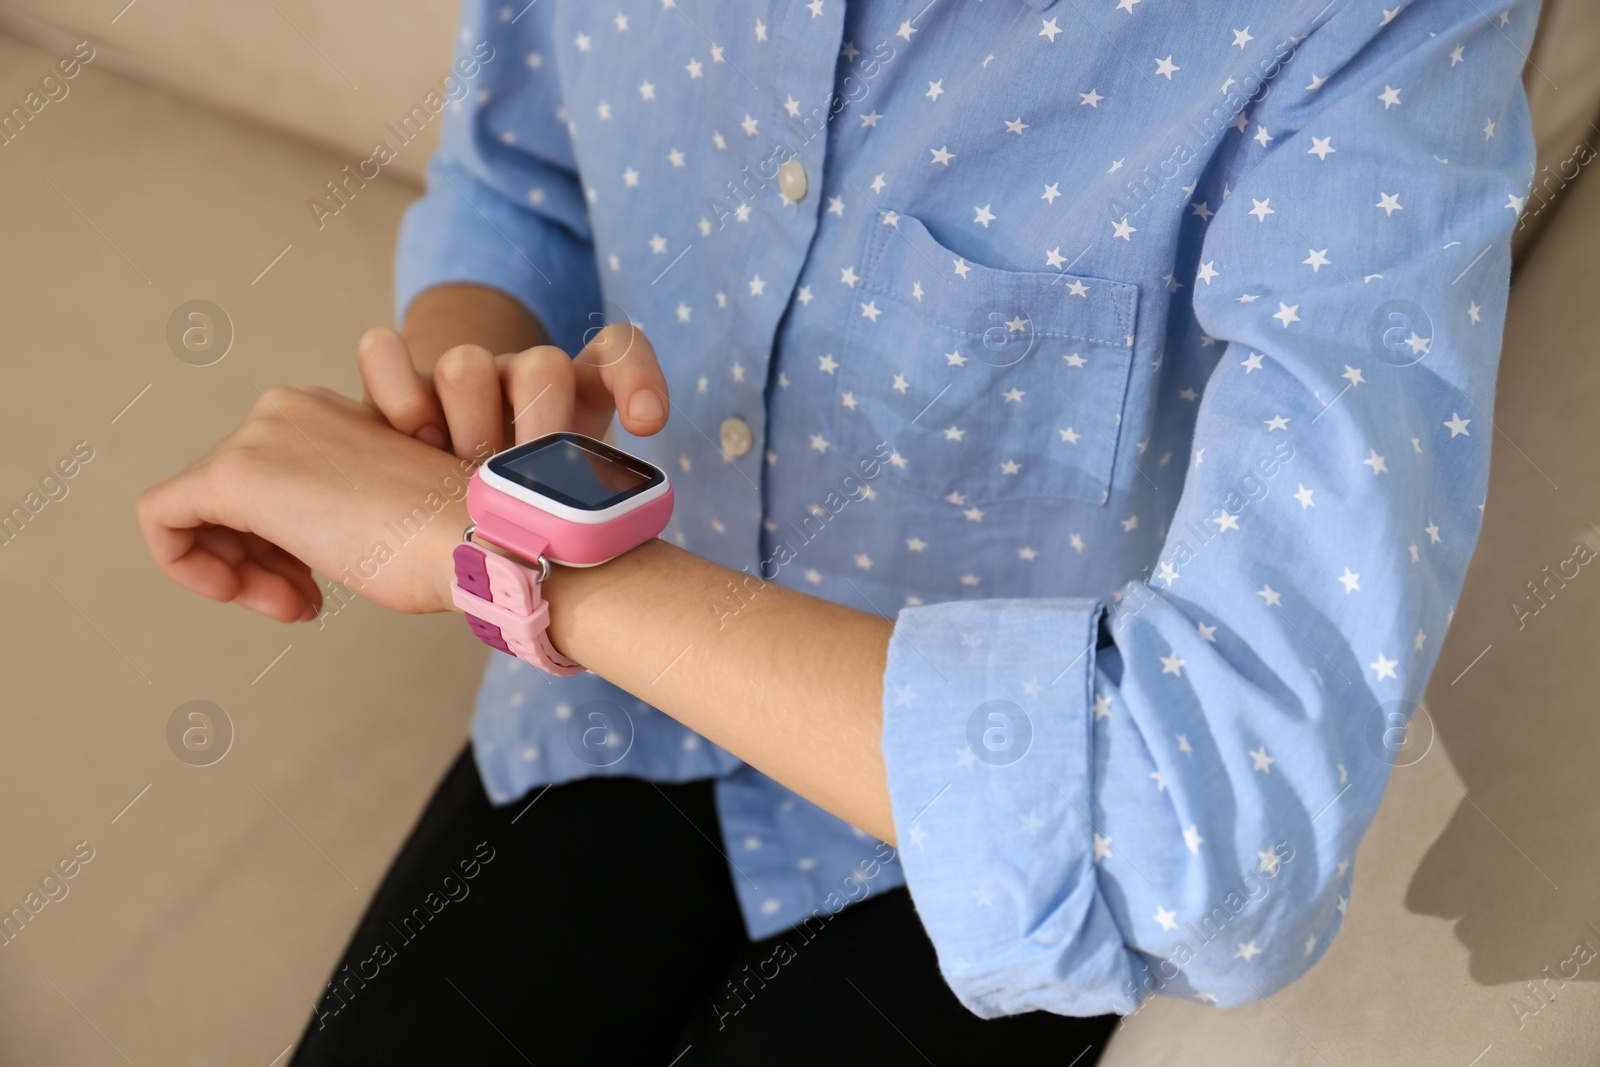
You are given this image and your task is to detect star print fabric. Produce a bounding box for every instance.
[395,0,1539,1018]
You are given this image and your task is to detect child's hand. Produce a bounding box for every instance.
[355,323,669,459]
[136,387,478,622]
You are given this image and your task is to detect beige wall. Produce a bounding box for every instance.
[0,0,458,184]
[0,28,485,1066]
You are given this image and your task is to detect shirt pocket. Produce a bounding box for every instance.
[834,212,1139,507]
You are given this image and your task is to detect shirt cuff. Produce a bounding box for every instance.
[881,597,1140,1018]
[394,159,603,355]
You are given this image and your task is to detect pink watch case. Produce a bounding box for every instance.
[464,470,674,567]
[448,434,674,675]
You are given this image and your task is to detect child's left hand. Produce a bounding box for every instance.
[136,386,476,623]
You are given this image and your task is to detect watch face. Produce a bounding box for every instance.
[486,433,664,512]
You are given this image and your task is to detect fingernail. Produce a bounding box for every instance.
[627,390,664,422]
[416,425,446,447]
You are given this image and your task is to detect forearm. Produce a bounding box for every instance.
[539,539,898,843]
[402,283,549,372]
[402,288,894,837]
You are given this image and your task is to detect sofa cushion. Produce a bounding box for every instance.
[1515,0,1600,252]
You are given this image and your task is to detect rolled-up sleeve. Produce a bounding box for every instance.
[394,0,602,354]
[881,0,1539,1017]
[884,598,1133,1017]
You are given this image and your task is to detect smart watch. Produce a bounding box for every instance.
[450,431,673,675]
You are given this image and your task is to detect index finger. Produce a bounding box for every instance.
[357,328,447,448]
[135,461,248,602]
[572,323,669,437]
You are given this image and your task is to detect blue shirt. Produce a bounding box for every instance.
[395,0,1538,1018]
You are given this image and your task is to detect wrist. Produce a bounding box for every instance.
[430,515,474,615]
[540,537,671,657]
[447,434,674,672]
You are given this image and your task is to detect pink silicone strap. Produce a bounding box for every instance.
[450,540,585,676]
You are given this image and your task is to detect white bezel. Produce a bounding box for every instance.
[477,452,672,525]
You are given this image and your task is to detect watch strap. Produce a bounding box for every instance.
[450,540,585,676]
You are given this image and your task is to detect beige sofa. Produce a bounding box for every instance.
[0,2,1595,1063]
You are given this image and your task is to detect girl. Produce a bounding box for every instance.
[138,0,1538,1061]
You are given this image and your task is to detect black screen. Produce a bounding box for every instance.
[489,434,658,511]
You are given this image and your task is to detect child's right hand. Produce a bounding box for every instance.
[355,322,669,459]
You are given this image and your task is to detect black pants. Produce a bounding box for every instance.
[290,746,1118,1066]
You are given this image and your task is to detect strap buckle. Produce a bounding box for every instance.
[461,522,551,583]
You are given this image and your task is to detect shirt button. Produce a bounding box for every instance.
[720,417,754,458]
[778,159,808,202]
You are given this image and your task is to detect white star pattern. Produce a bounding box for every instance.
[431,0,1529,989]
